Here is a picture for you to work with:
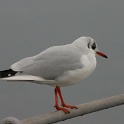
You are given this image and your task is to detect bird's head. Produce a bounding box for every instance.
[73,36,108,59]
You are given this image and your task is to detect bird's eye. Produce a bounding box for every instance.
[92,43,96,50]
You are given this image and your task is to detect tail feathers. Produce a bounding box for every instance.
[0,69,54,82]
[0,69,17,78]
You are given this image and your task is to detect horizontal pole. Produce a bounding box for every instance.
[19,94,124,124]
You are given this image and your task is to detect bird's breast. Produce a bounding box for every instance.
[80,54,97,79]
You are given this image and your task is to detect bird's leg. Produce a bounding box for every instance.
[54,86,70,114]
[56,86,77,109]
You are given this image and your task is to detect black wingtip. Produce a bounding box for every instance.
[0,69,17,78]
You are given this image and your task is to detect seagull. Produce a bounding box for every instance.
[0,36,107,113]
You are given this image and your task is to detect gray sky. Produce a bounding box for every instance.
[0,0,124,123]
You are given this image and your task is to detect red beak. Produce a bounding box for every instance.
[96,51,108,58]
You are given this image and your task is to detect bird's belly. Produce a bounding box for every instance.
[56,57,96,87]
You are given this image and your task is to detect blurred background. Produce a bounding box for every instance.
[0,0,124,123]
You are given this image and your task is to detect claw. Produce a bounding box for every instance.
[62,104,78,109]
[55,105,70,114]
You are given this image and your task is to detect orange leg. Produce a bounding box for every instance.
[54,86,77,114]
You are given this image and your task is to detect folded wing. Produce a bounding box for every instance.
[11,45,83,80]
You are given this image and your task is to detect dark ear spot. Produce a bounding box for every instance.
[88,42,90,49]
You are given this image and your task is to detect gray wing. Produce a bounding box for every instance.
[11,44,83,80]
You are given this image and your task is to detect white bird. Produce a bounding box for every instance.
[0,36,107,113]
